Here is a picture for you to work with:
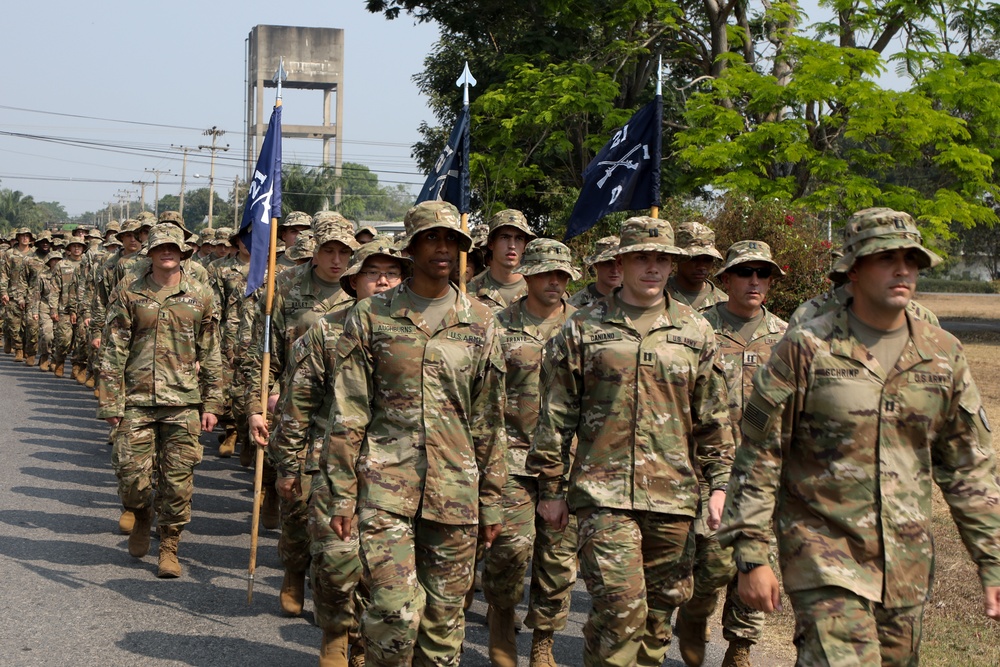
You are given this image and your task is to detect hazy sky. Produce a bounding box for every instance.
[0,1,439,215]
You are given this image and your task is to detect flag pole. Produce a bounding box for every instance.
[651,55,663,220]
[249,58,286,604]
[456,62,476,293]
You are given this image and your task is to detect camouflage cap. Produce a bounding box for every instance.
[105,220,121,234]
[517,238,581,280]
[584,235,620,266]
[314,210,349,226]
[284,230,315,261]
[674,221,723,260]
[280,211,313,230]
[105,236,123,248]
[470,224,490,249]
[157,210,194,239]
[401,201,473,253]
[210,226,239,247]
[116,219,141,239]
[832,207,942,276]
[146,223,191,255]
[65,233,87,248]
[354,224,380,240]
[47,250,64,262]
[314,217,360,251]
[340,236,411,296]
[199,228,217,245]
[36,230,53,243]
[614,216,685,257]
[15,227,35,239]
[87,228,103,240]
[487,209,535,242]
[135,211,157,229]
[715,240,786,277]
[187,233,201,246]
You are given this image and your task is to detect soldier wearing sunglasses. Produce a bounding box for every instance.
[676,241,787,667]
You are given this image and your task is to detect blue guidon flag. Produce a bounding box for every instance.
[416,105,471,214]
[239,103,282,296]
[564,96,662,239]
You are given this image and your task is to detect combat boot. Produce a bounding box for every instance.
[157,527,182,578]
[3,338,10,354]
[218,428,237,458]
[53,363,64,378]
[487,605,517,667]
[319,630,349,667]
[529,629,557,667]
[25,354,36,366]
[348,634,365,667]
[38,356,50,372]
[14,349,24,362]
[84,373,95,388]
[280,569,306,616]
[127,507,153,558]
[262,485,280,530]
[677,610,708,667]
[721,638,753,667]
[239,439,254,468]
[71,363,84,382]
[118,509,135,535]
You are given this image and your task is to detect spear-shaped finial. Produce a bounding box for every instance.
[273,57,288,102]
[656,54,663,97]
[456,61,477,107]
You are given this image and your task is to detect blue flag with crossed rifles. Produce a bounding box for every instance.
[239,104,282,296]
[565,96,662,239]
[416,105,471,214]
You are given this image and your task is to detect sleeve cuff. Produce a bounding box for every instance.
[538,478,567,502]
[980,563,1000,588]
[480,504,504,527]
[733,538,772,566]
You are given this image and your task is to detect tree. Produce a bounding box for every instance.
[0,189,43,234]
[281,162,414,222]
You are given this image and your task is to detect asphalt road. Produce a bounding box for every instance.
[0,353,774,666]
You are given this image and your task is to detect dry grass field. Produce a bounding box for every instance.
[745,293,1000,665]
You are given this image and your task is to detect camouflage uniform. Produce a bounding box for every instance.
[467,209,535,312]
[483,239,580,664]
[96,225,224,556]
[37,252,63,366]
[527,217,735,667]
[788,283,939,328]
[10,234,46,361]
[4,230,35,356]
[666,221,728,312]
[568,235,618,309]
[276,211,314,272]
[678,241,788,659]
[324,201,507,667]
[719,209,1000,666]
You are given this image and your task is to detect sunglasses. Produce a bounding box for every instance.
[729,266,773,279]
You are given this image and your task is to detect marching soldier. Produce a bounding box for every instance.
[666,221,727,312]
[6,228,38,363]
[568,235,621,308]
[275,211,313,271]
[467,209,535,312]
[37,250,64,372]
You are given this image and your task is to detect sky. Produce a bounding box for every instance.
[0,1,439,216]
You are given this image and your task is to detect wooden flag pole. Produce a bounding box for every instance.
[459,212,469,293]
[455,63,475,294]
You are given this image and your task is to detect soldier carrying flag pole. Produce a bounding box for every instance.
[244,58,286,603]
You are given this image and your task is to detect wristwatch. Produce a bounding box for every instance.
[735,555,765,574]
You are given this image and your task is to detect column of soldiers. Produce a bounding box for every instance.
[4,200,1000,667]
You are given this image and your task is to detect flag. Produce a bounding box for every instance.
[564,97,662,239]
[239,104,282,296]
[416,106,471,213]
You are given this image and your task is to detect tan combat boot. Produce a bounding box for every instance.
[71,363,84,382]
[127,507,153,558]
[53,363,64,378]
[157,527,182,578]
[38,356,50,372]
[118,510,135,535]
[280,569,306,615]
[529,629,557,667]
[319,630,349,667]
[84,373,95,388]
[218,428,237,457]
[487,605,517,667]
[347,634,365,667]
[14,349,24,362]
[721,638,753,667]
[25,355,36,366]
[261,485,280,530]
[677,610,708,667]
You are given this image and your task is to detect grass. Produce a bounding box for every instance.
[916,292,1000,321]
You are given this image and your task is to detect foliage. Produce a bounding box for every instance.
[917,277,999,293]
[0,188,44,235]
[280,162,413,222]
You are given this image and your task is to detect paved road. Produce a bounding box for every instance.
[0,353,780,666]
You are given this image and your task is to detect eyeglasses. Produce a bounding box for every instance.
[729,266,773,279]
[358,269,402,281]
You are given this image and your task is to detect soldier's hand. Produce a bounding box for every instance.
[70,314,77,325]
[985,586,1000,620]
[83,317,91,327]
[91,337,101,349]
[51,313,59,323]
[707,489,726,531]
[330,515,352,541]
[32,313,38,321]
[537,499,570,531]
[276,476,301,502]
[105,417,121,426]
[0,294,8,305]
[737,566,782,613]
[267,393,280,414]
[249,413,269,446]
[201,412,218,432]
[481,523,502,549]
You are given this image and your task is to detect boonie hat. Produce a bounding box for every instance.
[674,221,723,261]
[314,217,360,251]
[518,238,581,280]
[584,236,620,266]
[831,208,942,277]
[340,237,410,297]
[400,201,472,253]
[146,223,191,255]
[280,211,313,230]
[487,209,535,243]
[614,217,685,257]
[715,240,786,277]
[284,231,316,261]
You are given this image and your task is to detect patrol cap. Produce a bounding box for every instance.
[401,201,473,253]
[487,209,535,243]
[284,231,315,261]
[832,207,942,276]
[280,211,313,231]
[584,235,620,266]
[146,223,191,255]
[715,240,786,277]
[340,237,411,297]
[614,217,685,257]
[518,238,581,280]
[314,217,360,251]
[674,221,723,261]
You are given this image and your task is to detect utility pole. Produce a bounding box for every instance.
[232,175,242,226]
[199,127,229,229]
[132,180,152,212]
[172,145,194,219]
[145,168,172,217]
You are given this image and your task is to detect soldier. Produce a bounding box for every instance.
[283,230,316,267]
[247,213,358,617]
[527,216,734,667]
[354,224,379,245]
[467,209,536,312]
[484,238,580,667]
[276,211,313,271]
[37,250,64,372]
[87,220,143,377]
[324,200,506,667]
[195,228,216,266]
[13,229,50,366]
[568,235,621,308]
[96,224,224,578]
[6,228,38,362]
[719,208,1000,665]
[676,241,788,667]
[666,221,728,312]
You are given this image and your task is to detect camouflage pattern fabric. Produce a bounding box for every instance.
[665,276,728,312]
[787,283,940,328]
[568,283,607,309]
[719,306,1000,610]
[466,269,527,313]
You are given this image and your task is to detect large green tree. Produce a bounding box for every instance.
[0,189,43,234]
[281,162,414,222]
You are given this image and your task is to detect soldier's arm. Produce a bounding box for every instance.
[269,327,326,480]
[933,352,1000,588]
[268,292,287,397]
[691,334,736,493]
[242,297,265,415]
[196,291,226,416]
[470,318,508,528]
[96,293,133,419]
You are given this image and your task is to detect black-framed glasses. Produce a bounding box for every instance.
[730,266,773,279]
[359,269,403,281]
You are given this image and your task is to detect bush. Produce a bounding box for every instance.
[917,278,999,294]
